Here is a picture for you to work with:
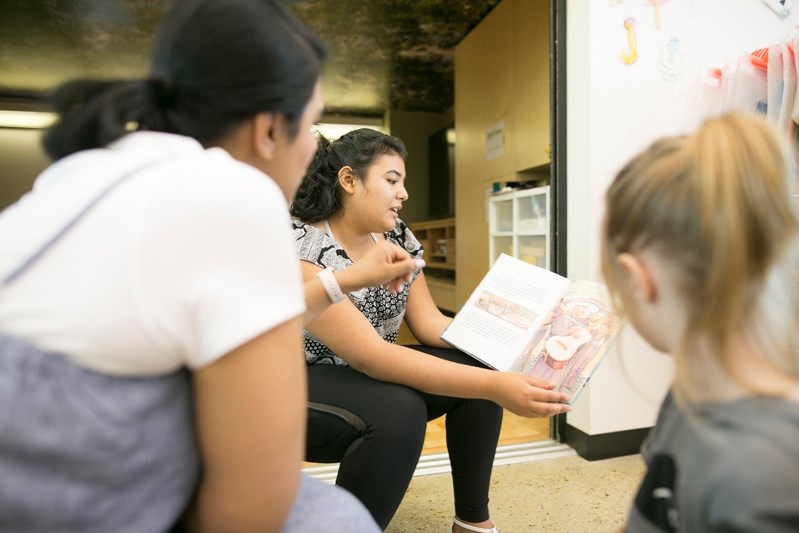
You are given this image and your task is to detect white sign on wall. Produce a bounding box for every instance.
[484,121,505,160]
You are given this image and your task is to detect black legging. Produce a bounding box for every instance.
[306,345,504,530]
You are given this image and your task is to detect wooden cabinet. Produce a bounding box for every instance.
[454,0,516,184]
[454,0,550,185]
[513,0,552,170]
[454,0,551,309]
[410,217,457,313]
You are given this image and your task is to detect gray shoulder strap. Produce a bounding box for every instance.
[2,160,162,287]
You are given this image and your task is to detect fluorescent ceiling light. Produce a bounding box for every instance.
[0,109,389,137]
[0,110,57,129]
[312,122,386,141]
[312,115,385,141]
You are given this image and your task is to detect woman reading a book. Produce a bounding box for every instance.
[290,128,572,533]
[602,112,799,531]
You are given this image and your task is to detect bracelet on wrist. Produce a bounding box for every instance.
[316,267,345,304]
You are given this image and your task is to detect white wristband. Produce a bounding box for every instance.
[316,267,345,304]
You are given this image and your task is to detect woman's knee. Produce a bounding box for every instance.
[361,384,427,445]
[307,368,428,460]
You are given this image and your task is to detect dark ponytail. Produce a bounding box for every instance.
[43,0,327,161]
[42,78,175,160]
[291,128,407,223]
[291,135,342,223]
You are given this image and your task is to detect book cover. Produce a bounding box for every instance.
[441,254,622,404]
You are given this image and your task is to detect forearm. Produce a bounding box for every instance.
[304,277,335,325]
[410,314,453,347]
[320,309,570,417]
[303,255,419,325]
[354,340,499,400]
[303,270,360,325]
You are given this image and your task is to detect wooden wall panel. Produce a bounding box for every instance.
[455,179,492,306]
[454,0,551,306]
[454,0,516,185]
[513,0,551,170]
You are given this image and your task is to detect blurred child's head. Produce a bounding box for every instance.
[601,113,799,399]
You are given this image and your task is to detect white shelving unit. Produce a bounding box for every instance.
[488,185,550,269]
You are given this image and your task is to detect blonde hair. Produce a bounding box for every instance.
[601,113,799,401]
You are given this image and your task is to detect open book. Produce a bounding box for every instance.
[441,253,622,404]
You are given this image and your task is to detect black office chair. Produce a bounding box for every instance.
[306,402,367,463]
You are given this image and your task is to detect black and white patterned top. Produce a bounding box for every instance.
[292,218,424,365]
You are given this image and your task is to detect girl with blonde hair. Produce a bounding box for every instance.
[602,112,799,531]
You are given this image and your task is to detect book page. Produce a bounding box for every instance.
[441,254,571,370]
[508,279,622,404]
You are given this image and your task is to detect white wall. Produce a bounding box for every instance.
[566,0,799,435]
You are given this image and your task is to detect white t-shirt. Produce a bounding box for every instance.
[0,131,305,376]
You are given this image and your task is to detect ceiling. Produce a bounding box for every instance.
[0,0,503,118]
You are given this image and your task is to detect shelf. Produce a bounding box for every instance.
[409,217,457,313]
[410,217,456,263]
[427,277,455,288]
[425,262,456,271]
[488,186,551,269]
[515,231,547,237]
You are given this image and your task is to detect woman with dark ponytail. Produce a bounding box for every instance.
[291,129,572,532]
[0,1,422,531]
